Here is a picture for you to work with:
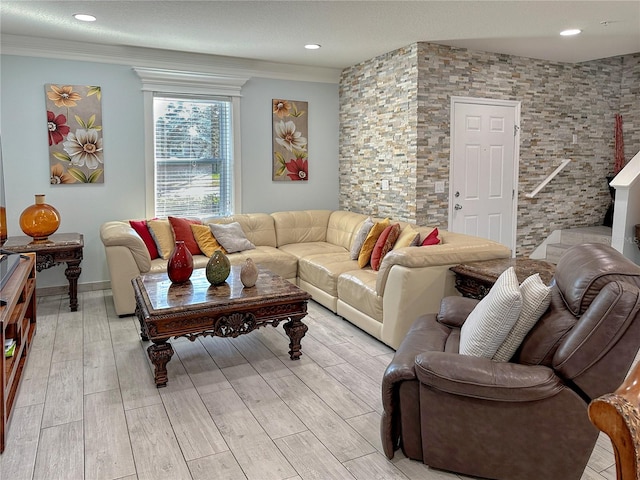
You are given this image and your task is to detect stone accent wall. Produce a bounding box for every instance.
[339,43,639,256]
[339,45,419,222]
[620,53,640,159]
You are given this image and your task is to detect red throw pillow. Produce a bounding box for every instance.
[422,228,441,246]
[129,219,160,260]
[371,223,401,271]
[168,216,202,255]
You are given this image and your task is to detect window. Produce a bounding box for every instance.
[153,96,232,218]
[134,67,248,218]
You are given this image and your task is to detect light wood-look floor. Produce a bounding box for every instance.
[0,290,618,480]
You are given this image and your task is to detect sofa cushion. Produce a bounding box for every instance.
[147,219,174,259]
[358,218,390,268]
[209,222,256,253]
[327,210,369,251]
[493,273,552,362]
[271,210,331,247]
[169,216,202,255]
[337,269,382,322]
[129,219,160,260]
[371,223,401,271]
[298,252,359,297]
[227,246,298,280]
[204,213,277,248]
[459,267,522,358]
[278,241,347,260]
[191,224,227,256]
[350,217,374,260]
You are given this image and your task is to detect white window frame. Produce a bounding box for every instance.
[134,67,248,218]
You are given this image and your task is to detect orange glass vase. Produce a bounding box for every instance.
[19,194,61,242]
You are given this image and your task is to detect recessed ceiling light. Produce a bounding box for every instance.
[304,44,321,50]
[560,29,581,36]
[73,13,96,22]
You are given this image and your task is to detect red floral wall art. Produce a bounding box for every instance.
[45,84,104,184]
[272,99,308,181]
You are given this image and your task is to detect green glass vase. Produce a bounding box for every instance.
[206,250,231,285]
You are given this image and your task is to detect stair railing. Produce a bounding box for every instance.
[526,159,571,198]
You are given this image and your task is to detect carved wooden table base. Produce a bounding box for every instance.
[133,266,311,387]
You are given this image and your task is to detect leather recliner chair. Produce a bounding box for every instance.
[381,243,640,480]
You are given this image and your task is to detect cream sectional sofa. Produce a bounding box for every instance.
[100,210,510,349]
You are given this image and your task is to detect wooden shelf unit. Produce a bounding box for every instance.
[0,252,36,453]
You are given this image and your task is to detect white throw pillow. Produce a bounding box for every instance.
[350,217,374,260]
[208,222,256,253]
[459,267,522,358]
[493,273,552,362]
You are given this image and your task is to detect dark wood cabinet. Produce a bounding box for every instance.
[0,252,36,452]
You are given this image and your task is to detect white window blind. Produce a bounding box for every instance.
[153,96,233,218]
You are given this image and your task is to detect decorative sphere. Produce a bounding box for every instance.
[206,250,231,285]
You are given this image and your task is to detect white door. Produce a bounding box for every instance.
[449,98,519,254]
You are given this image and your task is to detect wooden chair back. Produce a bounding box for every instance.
[588,360,640,480]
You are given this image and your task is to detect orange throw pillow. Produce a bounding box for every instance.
[371,223,401,271]
[358,218,390,268]
[168,216,202,255]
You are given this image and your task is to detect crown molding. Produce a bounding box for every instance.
[1,34,341,84]
[133,67,248,97]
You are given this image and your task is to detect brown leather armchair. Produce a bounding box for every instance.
[381,243,640,480]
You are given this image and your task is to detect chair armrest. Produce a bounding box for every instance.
[437,296,479,328]
[415,351,564,402]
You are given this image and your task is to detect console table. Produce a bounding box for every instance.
[3,233,83,311]
[450,258,555,300]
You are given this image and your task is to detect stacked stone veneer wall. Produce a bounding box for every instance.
[339,45,419,222]
[620,53,640,159]
[339,43,639,256]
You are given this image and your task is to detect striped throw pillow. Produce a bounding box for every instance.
[459,267,522,358]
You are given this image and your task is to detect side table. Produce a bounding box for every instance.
[2,233,83,311]
[450,258,555,300]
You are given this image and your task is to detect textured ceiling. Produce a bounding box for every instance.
[1,1,639,69]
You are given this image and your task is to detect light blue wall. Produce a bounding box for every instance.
[0,54,339,289]
[241,77,339,213]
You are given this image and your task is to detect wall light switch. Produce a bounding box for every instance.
[435,181,445,193]
[381,180,390,191]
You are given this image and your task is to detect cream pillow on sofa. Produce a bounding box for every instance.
[459,267,522,358]
[493,273,552,362]
[209,222,255,253]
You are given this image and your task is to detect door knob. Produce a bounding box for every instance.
[454,204,462,210]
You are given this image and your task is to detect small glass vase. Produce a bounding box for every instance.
[206,250,231,285]
[19,194,61,242]
[167,240,194,284]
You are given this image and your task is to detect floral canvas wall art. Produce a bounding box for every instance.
[272,99,308,181]
[45,84,104,184]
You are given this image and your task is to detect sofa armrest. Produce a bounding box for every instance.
[100,221,151,273]
[415,351,564,402]
[376,239,511,295]
[437,296,479,329]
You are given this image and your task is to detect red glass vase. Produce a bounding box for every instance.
[167,240,193,284]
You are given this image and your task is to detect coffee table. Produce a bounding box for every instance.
[132,265,312,387]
